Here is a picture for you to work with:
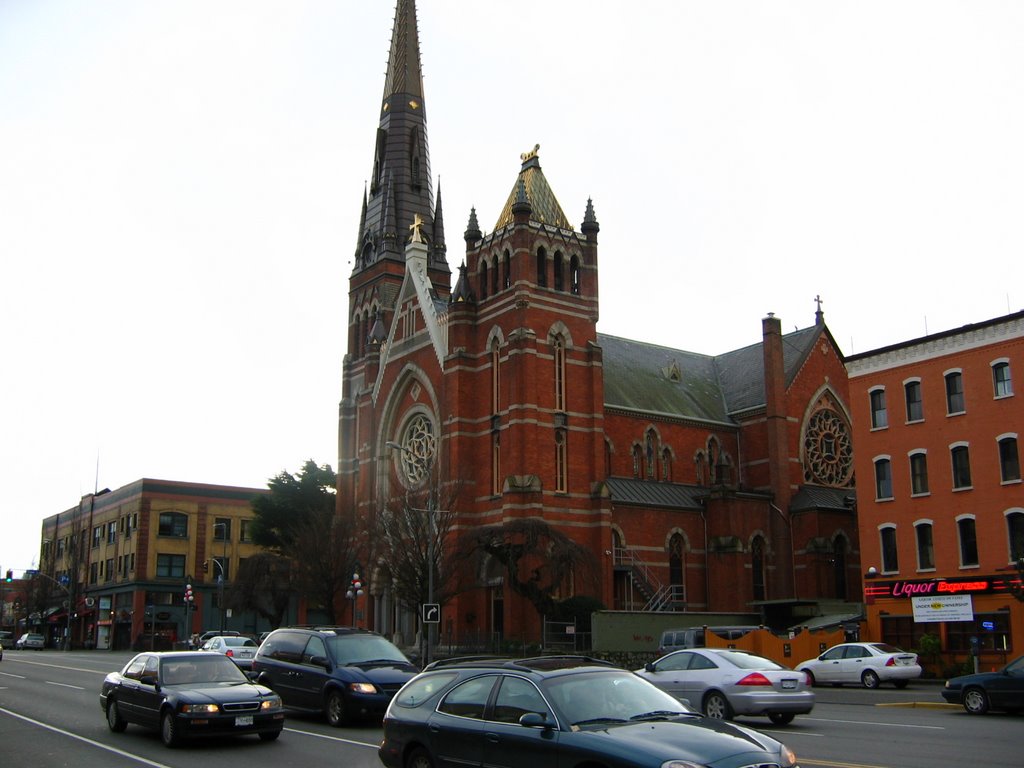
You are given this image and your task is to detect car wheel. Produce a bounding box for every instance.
[768,712,795,725]
[259,729,282,742]
[406,747,436,768]
[703,691,733,720]
[893,679,909,689]
[325,689,347,727]
[160,710,180,747]
[106,699,127,732]
[861,669,881,689]
[802,669,816,687]
[963,687,990,715]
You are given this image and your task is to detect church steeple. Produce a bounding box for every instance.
[353,0,449,280]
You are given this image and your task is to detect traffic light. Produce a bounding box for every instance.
[202,560,209,573]
[4,569,12,583]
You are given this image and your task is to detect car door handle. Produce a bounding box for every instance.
[429,724,441,734]
[486,733,499,743]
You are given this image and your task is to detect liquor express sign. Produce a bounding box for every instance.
[912,593,974,623]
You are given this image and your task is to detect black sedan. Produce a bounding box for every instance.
[941,655,1024,714]
[99,651,285,747]
[379,656,799,768]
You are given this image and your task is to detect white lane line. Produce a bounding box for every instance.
[801,716,944,730]
[46,681,86,690]
[0,707,175,768]
[0,671,27,679]
[283,725,379,747]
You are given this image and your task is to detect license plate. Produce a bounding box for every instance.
[235,715,254,726]
[781,679,797,689]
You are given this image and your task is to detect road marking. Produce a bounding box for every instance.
[801,760,895,768]
[2,657,111,674]
[46,681,85,690]
[0,707,175,768]
[800,715,944,730]
[283,725,379,748]
[0,671,27,679]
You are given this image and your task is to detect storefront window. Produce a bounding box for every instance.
[946,614,1012,652]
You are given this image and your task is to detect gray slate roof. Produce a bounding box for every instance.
[605,477,706,510]
[599,325,821,424]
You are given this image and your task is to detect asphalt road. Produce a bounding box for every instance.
[1,649,1021,768]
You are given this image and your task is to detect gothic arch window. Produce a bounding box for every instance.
[751,535,766,601]
[570,255,581,295]
[536,247,547,287]
[393,412,437,489]
[802,393,854,486]
[503,250,511,290]
[491,339,501,415]
[553,336,566,412]
[354,313,363,357]
[491,254,499,296]
[669,534,685,597]
[645,429,656,480]
[706,437,719,468]
[633,445,643,479]
[480,261,488,300]
[554,251,565,291]
[695,451,707,485]
[661,447,672,482]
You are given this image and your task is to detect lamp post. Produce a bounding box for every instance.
[212,522,229,634]
[346,572,363,628]
[385,440,437,665]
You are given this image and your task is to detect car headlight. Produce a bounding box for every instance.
[661,762,708,768]
[261,698,283,710]
[181,703,220,714]
[349,682,377,694]
[779,744,798,767]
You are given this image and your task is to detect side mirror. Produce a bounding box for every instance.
[140,675,158,687]
[519,712,551,729]
[310,654,331,670]
[644,662,656,672]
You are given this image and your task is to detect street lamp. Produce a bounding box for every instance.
[385,440,437,665]
[212,522,229,634]
[346,572,363,628]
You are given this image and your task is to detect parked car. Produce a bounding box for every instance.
[379,655,799,768]
[635,647,814,725]
[941,655,1024,714]
[201,635,259,670]
[796,642,921,689]
[657,625,761,654]
[252,626,418,726]
[198,629,240,645]
[99,650,284,747]
[15,632,45,650]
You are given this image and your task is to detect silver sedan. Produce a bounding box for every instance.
[200,635,259,670]
[634,648,814,725]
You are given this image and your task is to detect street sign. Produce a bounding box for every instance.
[422,603,440,624]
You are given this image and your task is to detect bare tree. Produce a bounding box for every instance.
[225,553,293,628]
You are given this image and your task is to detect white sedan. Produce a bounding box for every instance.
[795,642,921,689]
[200,635,259,670]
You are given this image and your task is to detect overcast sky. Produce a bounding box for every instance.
[2,1,1022,573]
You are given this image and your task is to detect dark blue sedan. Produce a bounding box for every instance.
[941,655,1024,714]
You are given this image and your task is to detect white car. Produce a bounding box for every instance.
[635,647,814,725]
[200,635,259,670]
[15,633,45,650]
[796,642,921,689]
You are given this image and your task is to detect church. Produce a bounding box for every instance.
[337,0,861,650]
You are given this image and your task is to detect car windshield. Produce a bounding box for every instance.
[161,656,249,685]
[715,650,786,670]
[223,637,258,648]
[870,643,905,654]
[326,633,409,665]
[544,670,689,726]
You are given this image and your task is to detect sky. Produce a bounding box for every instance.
[2,1,1023,573]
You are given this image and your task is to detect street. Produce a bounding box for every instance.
[1,650,1022,768]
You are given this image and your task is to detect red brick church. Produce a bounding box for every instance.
[338,0,861,648]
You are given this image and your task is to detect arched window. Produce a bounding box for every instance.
[880,524,899,573]
[491,340,500,415]
[536,247,547,287]
[992,360,1013,397]
[950,443,972,489]
[945,370,965,415]
[909,450,929,495]
[480,262,488,300]
[354,313,363,357]
[998,435,1020,482]
[503,250,511,290]
[491,255,499,296]
[553,337,566,411]
[570,255,581,295]
[669,534,685,594]
[915,520,935,570]
[957,516,979,567]
[751,536,766,601]
[554,251,564,291]
[695,451,707,485]
[661,447,672,482]
[645,429,656,479]
[1008,511,1024,562]
[874,456,893,499]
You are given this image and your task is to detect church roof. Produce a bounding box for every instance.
[599,324,823,423]
[494,147,574,231]
[382,0,424,104]
[605,477,706,510]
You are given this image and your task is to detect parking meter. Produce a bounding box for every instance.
[969,635,980,673]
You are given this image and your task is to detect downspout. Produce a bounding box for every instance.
[700,502,710,610]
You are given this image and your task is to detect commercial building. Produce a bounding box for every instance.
[847,310,1024,673]
[37,479,272,650]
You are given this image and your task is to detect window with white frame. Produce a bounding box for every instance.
[880,525,899,573]
[951,444,972,489]
[909,451,929,495]
[998,435,1020,483]
[945,370,965,415]
[874,456,893,500]
[1008,510,1024,563]
[992,360,1013,398]
[869,387,887,429]
[914,521,935,570]
[904,379,923,422]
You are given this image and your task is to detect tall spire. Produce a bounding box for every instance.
[352,0,449,279]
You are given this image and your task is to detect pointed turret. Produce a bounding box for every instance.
[464,207,481,244]
[494,144,573,231]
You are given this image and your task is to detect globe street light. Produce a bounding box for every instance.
[346,572,363,628]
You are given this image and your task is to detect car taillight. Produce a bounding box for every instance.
[737,672,773,686]
[226,650,234,657]
[885,657,895,666]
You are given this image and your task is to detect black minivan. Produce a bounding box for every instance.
[251,627,418,726]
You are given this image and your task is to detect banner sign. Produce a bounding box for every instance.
[912,594,974,623]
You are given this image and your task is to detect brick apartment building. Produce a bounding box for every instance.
[37,479,273,650]
[338,0,862,649]
[846,310,1024,673]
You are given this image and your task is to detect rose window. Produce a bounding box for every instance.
[803,407,853,486]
